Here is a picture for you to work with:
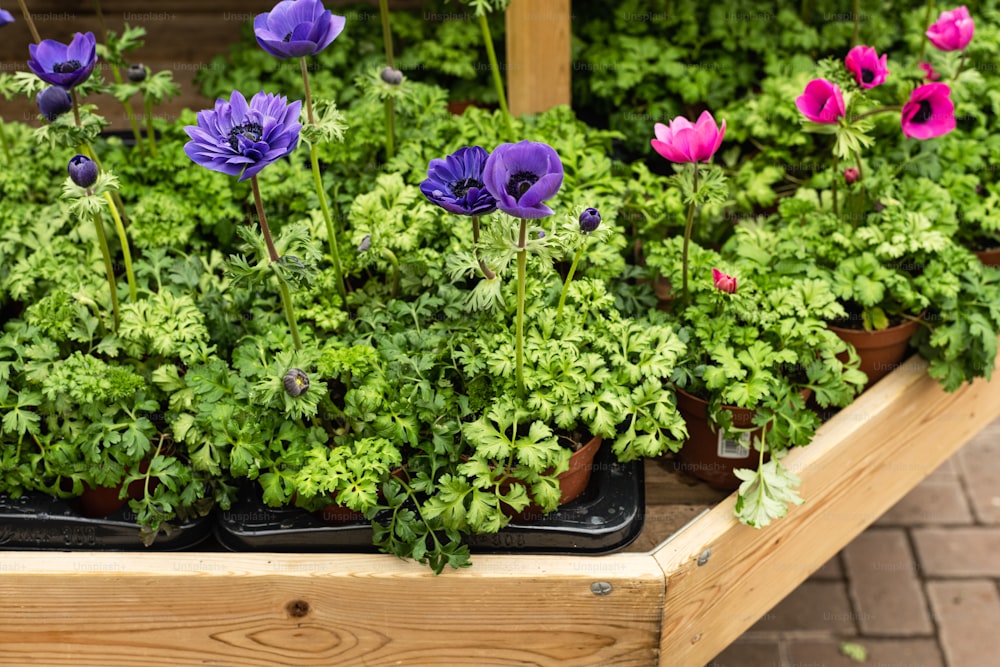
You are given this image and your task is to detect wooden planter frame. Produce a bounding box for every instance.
[1,355,997,666]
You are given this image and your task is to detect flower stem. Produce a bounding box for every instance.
[378,0,396,160]
[477,12,514,137]
[299,58,316,125]
[0,119,12,163]
[955,50,968,79]
[471,215,496,279]
[91,210,120,330]
[16,0,41,43]
[556,245,586,322]
[918,0,936,62]
[515,218,528,397]
[251,175,302,351]
[680,163,700,305]
[95,0,144,152]
[143,96,157,157]
[850,105,902,122]
[832,153,840,217]
[381,248,400,299]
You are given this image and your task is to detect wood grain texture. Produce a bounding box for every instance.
[505,0,571,116]
[0,552,663,666]
[653,355,1000,666]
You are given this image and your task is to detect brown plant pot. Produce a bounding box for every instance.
[314,467,407,526]
[505,433,603,523]
[674,388,760,492]
[829,316,922,388]
[74,463,150,518]
[974,247,1000,268]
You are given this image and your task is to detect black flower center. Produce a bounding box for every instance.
[861,68,875,84]
[508,171,539,201]
[228,122,264,151]
[450,177,483,198]
[53,60,82,73]
[913,100,933,124]
[283,32,293,42]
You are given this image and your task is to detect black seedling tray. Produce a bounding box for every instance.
[0,492,214,551]
[215,443,645,555]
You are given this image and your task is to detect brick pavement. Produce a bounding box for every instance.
[706,417,1000,667]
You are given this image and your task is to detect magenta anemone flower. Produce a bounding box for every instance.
[795,79,846,124]
[919,62,940,82]
[651,111,726,164]
[711,268,737,294]
[184,91,302,181]
[254,0,346,59]
[901,83,955,140]
[420,146,497,216]
[845,46,889,89]
[926,6,974,52]
[27,32,97,89]
[482,141,564,219]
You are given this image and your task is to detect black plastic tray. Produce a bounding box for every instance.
[215,443,645,555]
[0,492,214,551]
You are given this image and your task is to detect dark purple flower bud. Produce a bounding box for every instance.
[0,8,15,27]
[483,140,564,219]
[68,154,98,188]
[183,91,302,182]
[420,146,498,216]
[843,167,860,184]
[283,368,310,396]
[127,63,147,82]
[380,66,403,85]
[36,86,72,121]
[27,32,97,89]
[254,0,346,59]
[358,234,371,252]
[579,207,601,233]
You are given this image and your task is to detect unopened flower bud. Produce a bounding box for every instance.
[358,234,371,253]
[579,207,601,233]
[37,86,72,121]
[127,63,147,82]
[711,268,737,294]
[67,154,98,188]
[380,66,403,85]
[844,167,860,184]
[283,368,310,397]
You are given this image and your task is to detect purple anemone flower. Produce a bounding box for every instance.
[0,8,15,26]
[482,141,564,219]
[795,79,845,125]
[27,32,97,89]
[183,90,302,182]
[37,86,72,121]
[254,0,346,59]
[845,45,889,89]
[68,155,98,188]
[419,146,497,216]
[901,83,955,140]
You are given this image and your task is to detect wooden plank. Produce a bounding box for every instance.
[0,551,664,666]
[505,0,571,116]
[652,355,1000,666]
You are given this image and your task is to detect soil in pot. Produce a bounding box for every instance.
[829,315,923,387]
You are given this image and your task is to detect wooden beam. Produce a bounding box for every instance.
[653,355,1000,666]
[505,0,571,116]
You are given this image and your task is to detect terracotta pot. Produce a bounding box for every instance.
[504,433,603,523]
[652,275,675,312]
[76,483,129,518]
[974,247,1000,268]
[314,467,407,526]
[674,388,759,491]
[829,316,922,387]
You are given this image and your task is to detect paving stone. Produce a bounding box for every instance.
[749,581,856,634]
[809,552,844,581]
[955,429,1000,524]
[926,580,1000,667]
[875,472,973,526]
[842,529,933,636]
[705,639,781,667]
[912,527,1000,577]
[786,639,944,667]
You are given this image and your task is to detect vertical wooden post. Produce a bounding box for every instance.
[505,0,572,116]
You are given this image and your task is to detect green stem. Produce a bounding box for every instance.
[852,0,860,46]
[143,96,157,157]
[477,12,514,137]
[850,105,902,122]
[251,175,301,350]
[95,0,144,152]
[0,119,12,163]
[680,164,700,305]
[381,248,400,299]
[300,58,316,125]
[378,0,396,160]
[91,210,120,330]
[955,50,968,79]
[378,0,394,67]
[918,0,936,62]
[515,218,528,397]
[16,0,41,43]
[832,153,840,217]
[471,215,496,279]
[556,245,586,322]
